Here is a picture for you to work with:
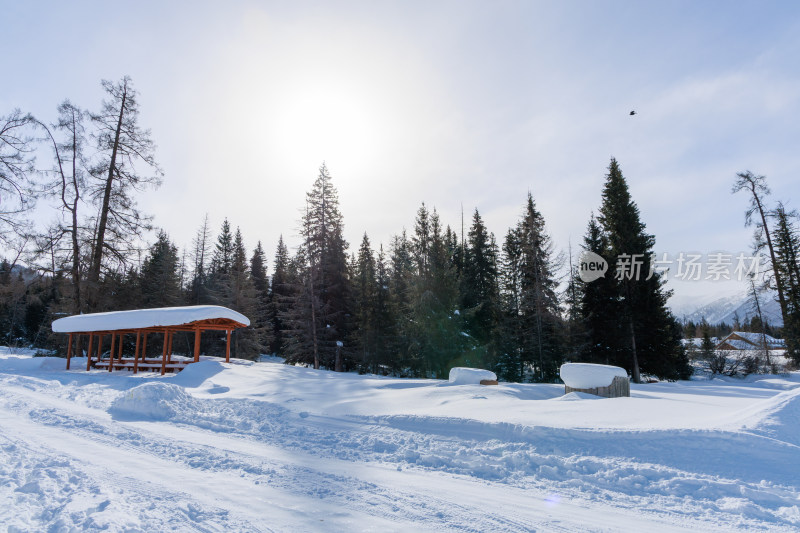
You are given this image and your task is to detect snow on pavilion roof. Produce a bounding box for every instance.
[52,305,250,333]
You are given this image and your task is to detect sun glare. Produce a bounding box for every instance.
[271,83,381,174]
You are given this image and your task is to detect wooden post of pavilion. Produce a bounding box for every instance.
[225,329,232,363]
[86,334,94,371]
[108,333,116,372]
[66,333,73,370]
[133,331,141,374]
[161,329,169,375]
[95,334,104,369]
[194,328,201,363]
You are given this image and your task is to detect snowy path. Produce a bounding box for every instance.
[1,356,799,531]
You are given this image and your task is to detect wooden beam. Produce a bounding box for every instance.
[142,332,148,362]
[194,328,201,363]
[225,329,232,363]
[66,333,73,370]
[133,331,141,374]
[86,334,94,371]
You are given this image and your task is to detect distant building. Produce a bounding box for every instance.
[681,337,718,348]
[715,331,785,351]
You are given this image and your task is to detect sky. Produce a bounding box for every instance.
[3,1,800,312]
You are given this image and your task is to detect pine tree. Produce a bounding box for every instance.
[374,244,395,374]
[460,209,500,369]
[595,158,690,381]
[139,230,181,308]
[772,203,800,364]
[578,214,626,366]
[270,236,291,356]
[287,164,351,370]
[407,205,465,378]
[388,231,414,374]
[563,241,586,361]
[497,227,524,382]
[517,193,563,381]
[250,241,274,355]
[227,228,260,359]
[351,233,379,372]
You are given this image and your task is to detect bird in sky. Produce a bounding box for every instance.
[629,110,637,116]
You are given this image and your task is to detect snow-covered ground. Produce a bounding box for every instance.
[1,346,799,532]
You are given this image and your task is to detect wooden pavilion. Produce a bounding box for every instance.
[52,305,250,375]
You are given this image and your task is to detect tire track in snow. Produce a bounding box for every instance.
[0,382,546,532]
[1,373,798,532]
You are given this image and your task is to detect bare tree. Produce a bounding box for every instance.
[37,101,89,313]
[0,109,37,245]
[87,76,162,308]
[732,171,788,328]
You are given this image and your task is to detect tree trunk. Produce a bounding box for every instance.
[750,182,789,325]
[630,319,640,383]
[69,113,82,314]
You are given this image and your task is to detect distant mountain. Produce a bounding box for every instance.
[676,291,783,327]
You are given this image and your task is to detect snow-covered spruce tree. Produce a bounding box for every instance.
[459,208,501,371]
[227,228,260,359]
[351,233,379,372]
[388,231,415,374]
[286,164,351,370]
[407,204,465,378]
[139,230,181,308]
[269,236,291,356]
[250,240,274,357]
[517,193,563,382]
[373,244,395,374]
[595,158,689,381]
[563,243,586,363]
[496,226,524,382]
[578,214,627,366]
[206,218,234,302]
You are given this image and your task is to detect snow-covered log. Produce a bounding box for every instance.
[448,367,498,385]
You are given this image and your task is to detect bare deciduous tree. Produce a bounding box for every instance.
[87,76,163,308]
[0,109,37,245]
[37,101,89,313]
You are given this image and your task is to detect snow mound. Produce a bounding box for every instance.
[741,387,800,447]
[448,367,497,385]
[560,363,627,389]
[170,360,225,388]
[108,383,199,421]
[0,355,66,372]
